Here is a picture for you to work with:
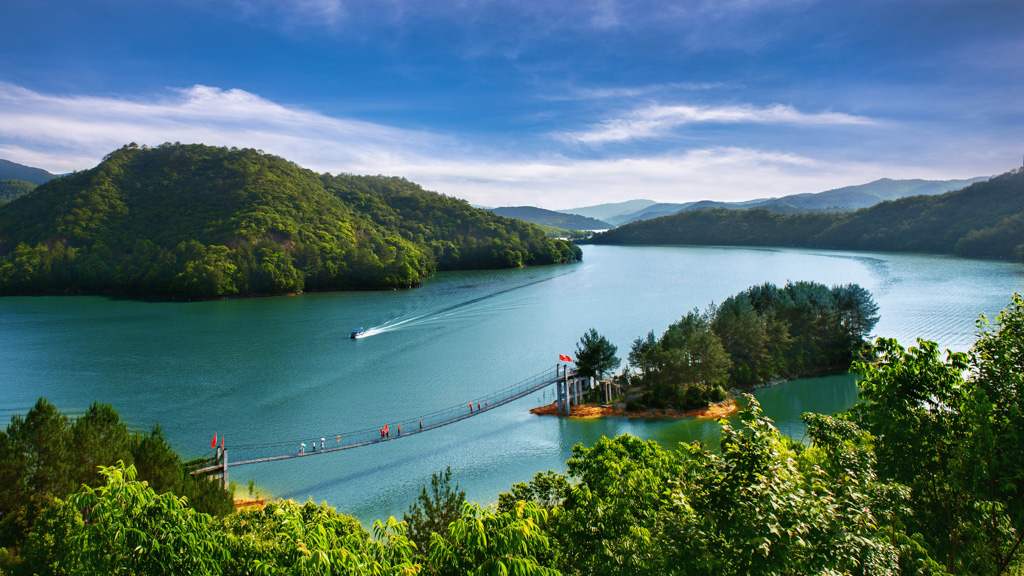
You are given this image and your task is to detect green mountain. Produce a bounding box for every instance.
[588,168,1024,261]
[759,176,989,212]
[0,159,56,185]
[487,206,610,230]
[558,199,656,222]
[0,180,37,204]
[0,143,580,298]
[579,176,990,227]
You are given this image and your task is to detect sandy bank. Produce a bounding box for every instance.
[530,398,739,420]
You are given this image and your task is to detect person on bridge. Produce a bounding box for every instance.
[321,437,325,450]
[468,402,473,412]
[380,428,384,439]
[397,425,402,436]
[385,424,390,438]
[300,442,306,454]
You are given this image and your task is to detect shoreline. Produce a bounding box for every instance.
[530,398,739,420]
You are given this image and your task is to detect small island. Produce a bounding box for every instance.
[541,281,879,418]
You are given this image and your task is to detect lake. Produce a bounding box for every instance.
[1,245,1020,523]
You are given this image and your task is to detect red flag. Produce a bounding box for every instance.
[563,355,573,363]
[220,437,224,449]
[559,354,569,362]
[211,434,217,449]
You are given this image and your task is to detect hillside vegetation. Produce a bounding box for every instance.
[0,159,55,185]
[488,206,610,230]
[0,143,580,299]
[590,168,1024,261]
[0,181,36,205]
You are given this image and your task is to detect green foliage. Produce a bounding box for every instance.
[573,328,620,379]
[849,294,1024,575]
[487,206,610,231]
[498,471,570,514]
[631,281,878,408]
[219,499,419,576]
[69,462,226,575]
[0,180,36,205]
[591,168,1024,262]
[0,143,581,299]
[0,398,232,551]
[403,466,466,553]
[425,502,558,576]
[15,496,82,576]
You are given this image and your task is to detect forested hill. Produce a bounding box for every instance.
[487,206,610,230]
[0,143,581,299]
[588,168,1024,261]
[0,180,36,205]
[0,159,56,185]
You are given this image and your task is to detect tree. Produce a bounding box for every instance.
[628,331,659,380]
[69,462,226,575]
[659,308,731,394]
[848,295,1024,575]
[403,466,466,553]
[574,328,620,380]
[426,502,558,576]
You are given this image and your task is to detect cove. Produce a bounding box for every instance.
[0,245,1021,524]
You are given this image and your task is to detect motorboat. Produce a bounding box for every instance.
[350,327,365,339]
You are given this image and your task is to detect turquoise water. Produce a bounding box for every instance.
[0,245,1020,523]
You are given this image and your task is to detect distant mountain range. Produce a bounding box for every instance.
[587,169,1024,262]
[0,159,56,185]
[560,177,989,227]
[558,199,657,223]
[487,206,610,230]
[0,159,58,204]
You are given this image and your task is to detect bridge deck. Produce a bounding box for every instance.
[193,365,577,472]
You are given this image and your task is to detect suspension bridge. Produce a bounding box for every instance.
[191,363,595,487]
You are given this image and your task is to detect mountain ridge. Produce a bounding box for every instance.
[586,169,1024,262]
[0,143,580,299]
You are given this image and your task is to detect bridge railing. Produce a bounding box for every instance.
[221,364,570,465]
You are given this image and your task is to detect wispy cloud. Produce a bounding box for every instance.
[0,83,991,209]
[543,82,729,102]
[0,82,444,174]
[559,103,879,144]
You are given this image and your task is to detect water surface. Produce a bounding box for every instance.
[0,245,1020,523]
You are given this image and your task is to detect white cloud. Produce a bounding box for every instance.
[559,103,879,144]
[0,82,995,209]
[0,82,444,174]
[543,82,729,102]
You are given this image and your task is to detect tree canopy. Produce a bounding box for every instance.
[590,168,1024,262]
[629,281,879,409]
[0,143,581,299]
[573,328,620,380]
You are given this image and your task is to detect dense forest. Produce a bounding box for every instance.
[589,168,1024,262]
[1,294,1022,575]
[0,399,233,558]
[0,181,35,206]
[623,281,879,409]
[487,206,611,230]
[0,160,55,186]
[0,143,581,299]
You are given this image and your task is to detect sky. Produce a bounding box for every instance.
[0,0,1021,209]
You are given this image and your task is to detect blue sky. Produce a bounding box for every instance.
[1,0,1021,208]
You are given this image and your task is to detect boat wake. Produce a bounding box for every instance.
[349,271,568,340]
